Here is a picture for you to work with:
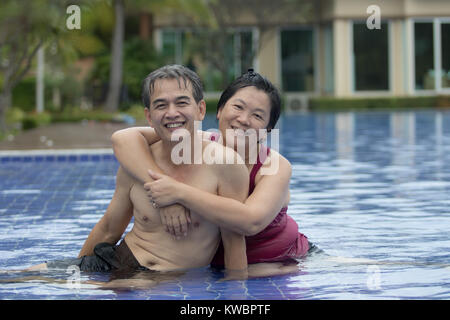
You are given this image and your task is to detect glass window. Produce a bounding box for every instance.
[202,30,254,92]
[161,30,178,63]
[353,22,389,91]
[414,22,435,90]
[160,29,254,92]
[239,31,254,74]
[281,29,315,92]
[442,23,450,89]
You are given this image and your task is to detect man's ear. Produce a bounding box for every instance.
[144,108,153,127]
[198,100,206,121]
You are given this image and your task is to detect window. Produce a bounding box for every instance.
[281,29,315,92]
[414,22,435,90]
[353,22,389,91]
[413,20,450,92]
[160,29,254,92]
[442,22,450,89]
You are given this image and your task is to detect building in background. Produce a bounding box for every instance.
[150,0,450,110]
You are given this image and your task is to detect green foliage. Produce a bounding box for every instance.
[50,109,115,123]
[90,37,164,106]
[204,98,219,113]
[437,95,450,107]
[12,75,83,113]
[12,78,36,112]
[309,96,440,111]
[22,112,52,130]
[123,104,146,120]
[5,107,25,124]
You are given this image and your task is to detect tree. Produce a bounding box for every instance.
[0,0,93,132]
[103,0,210,112]
[104,0,124,112]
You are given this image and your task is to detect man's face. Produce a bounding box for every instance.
[145,78,206,142]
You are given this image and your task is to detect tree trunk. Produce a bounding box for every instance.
[105,0,125,112]
[139,12,153,40]
[0,90,12,132]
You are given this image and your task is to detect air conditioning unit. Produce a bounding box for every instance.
[284,94,309,113]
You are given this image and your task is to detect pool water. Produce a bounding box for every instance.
[0,110,449,300]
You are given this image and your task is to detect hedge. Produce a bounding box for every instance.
[309,95,450,111]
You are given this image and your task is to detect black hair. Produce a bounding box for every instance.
[216,69,281,131]
[141,64,204,108]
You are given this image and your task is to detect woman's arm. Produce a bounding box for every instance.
[147,152,292,236]
[111,127,163,184]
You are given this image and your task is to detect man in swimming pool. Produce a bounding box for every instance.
[28,65,249,276]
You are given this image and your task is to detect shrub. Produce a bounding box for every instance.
[204,98,219,113]
[21,112,52,130]
[90,37,165,107]
[309,96,440,111]
[50,109,114,123]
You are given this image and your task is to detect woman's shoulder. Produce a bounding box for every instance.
[260,148,292,176]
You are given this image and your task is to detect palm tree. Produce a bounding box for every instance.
[104,0,125,112]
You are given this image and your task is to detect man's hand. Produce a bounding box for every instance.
[158,204,191,239]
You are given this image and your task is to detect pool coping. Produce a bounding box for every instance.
[0,149,115,162]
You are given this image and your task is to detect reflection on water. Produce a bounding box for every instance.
[281,110,450,299]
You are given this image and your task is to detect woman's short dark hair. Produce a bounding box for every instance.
[141,64,204,108]
[216,69,281,131]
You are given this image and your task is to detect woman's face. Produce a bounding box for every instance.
[217,86,271,150]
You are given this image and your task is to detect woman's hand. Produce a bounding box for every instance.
[144,170,191,239]
[144,170,183,207]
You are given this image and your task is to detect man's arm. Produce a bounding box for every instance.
[78,166,134,257]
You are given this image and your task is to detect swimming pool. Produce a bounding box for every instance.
[0,110,449,300]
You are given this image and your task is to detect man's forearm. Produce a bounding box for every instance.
[78,223,117,258]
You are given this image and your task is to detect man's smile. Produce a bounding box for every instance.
[164,121,186,131]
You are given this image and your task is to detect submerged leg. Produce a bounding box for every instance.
[247,260,301,278]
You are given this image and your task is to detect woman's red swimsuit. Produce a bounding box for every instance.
[211,146,309,267]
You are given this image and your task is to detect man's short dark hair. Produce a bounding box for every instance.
[142,64,204,108]
[216,69,281,131]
